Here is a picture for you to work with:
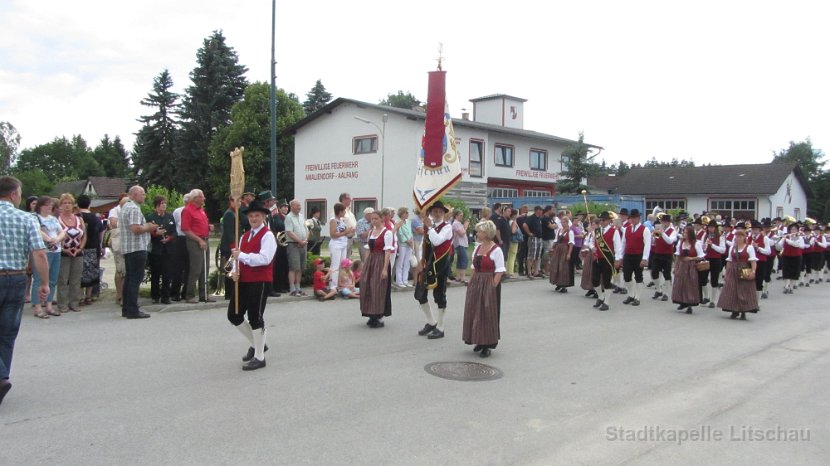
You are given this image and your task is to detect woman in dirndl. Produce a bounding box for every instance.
[359,210,393,328]
[718,227,759,320]
[462,220,505,358]
[580,218,598,299]
[672,225,704,314]
[548,216,575,293]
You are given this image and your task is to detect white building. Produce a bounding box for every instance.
[285,96,601,219]
[598,163,811,220]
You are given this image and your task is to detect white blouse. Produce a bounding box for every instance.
[473,244,507,273]
[726,244,758,262]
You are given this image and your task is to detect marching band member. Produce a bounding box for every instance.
[819,225,830,283]
[803,221,820,285]
[777,223,804,294]
[617,209,651,306]
[718,227,759,320]
[650,213,677,302]
[415,201,453,339]
[591,211,623,311]
[227,200,276,371]
[580,218,599,299]
[700,219,727,307]
[359,210,393,328]
[548,216,575,293]
[750,220,773,303]
[763,219,779,289]
[462,220,506,358]
[672,225,704,314]
[693,217,706,242]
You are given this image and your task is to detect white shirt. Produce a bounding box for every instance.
[750,233,773,256]
[428,218,453,247]
[656,223,678,245]
[675,240,705,257]
[472,243,507,273]
[727,244,758,262]
[556,226,575,245]
[173,206,186,236]
[367,228,395,251]
[237,224,277,268]
[598,224,624,261]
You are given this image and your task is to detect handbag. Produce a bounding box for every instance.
[413,271,428,302]
[695,260,710,272]
[739,265,754,280]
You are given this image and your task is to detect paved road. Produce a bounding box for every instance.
[2,277,828,465]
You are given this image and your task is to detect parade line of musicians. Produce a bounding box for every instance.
[207,189,826,370]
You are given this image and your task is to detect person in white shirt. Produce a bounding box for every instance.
[617,209,652,306]
[415,201,453,339]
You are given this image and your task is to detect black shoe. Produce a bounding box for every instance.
[739,313,747,320]
[593,299,603,308]
[619,288,628,295]
[473,345,482,353]
[171,296,181,302]
[761,292,768,299]
[730,312,738,319]
[0,379,10,406]
[652,292,662,300]
[558,288,567,293]
[677,304,686,310]
[685,307,693,314]
[631,299,640,306]
[161,298,171,305]
[242,344,270,362]
[152,299,159,304]
[123,311,150,319]
[701,298,710,305]
[269,291,281,297]
[479,348,491,358]
[599,303,609,311]
[242,358,266,371]
[427,328,445,339]
[612,287,621,294]
[623,297,634,305]
[646,282,655,288]
[418,323,437,336]
[661,295,668,301]
[368,319,385,328]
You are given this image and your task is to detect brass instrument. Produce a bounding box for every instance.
[783,215,796,226]
[212,248,225,296]
[805,217,816,226]
[276,231,288,247]
[700,215,711,225]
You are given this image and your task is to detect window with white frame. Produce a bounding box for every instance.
[524,189,551,197]
[709,199,757,219]
[646,199,686,211]
[776,207,783,219]
[530,149,547,171]
[494,144,514,167]
[490,188,518,198]
[794,208,801,220]
[352,198,377,215]
[353,135,378,154]
[469,140,484,177]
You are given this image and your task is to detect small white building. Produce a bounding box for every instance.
[599,163,811,220]
[285,96,601,220]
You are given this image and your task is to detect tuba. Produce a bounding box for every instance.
[700,215,711,226]
[276,231,288,247]
[804,217,816,227]
[784,215,796,226]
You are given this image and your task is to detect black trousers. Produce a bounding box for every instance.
[227,281,271,330]
[650,253,673,281]
[592,256,614,290]
[622,254,644,283]
[765,255,775,282]
[272,245,290,292]
[418,257,450,309]
[148,252,172,300]
[755,261,768,291]
[517,241,528,275]
[169,237,189,299]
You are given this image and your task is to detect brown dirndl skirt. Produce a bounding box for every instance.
[717,260,759,313]
[359,251,392,317]
[580,249,593,290]
[672,259,700,306]
[548,242,574,287]
[462,271,500,348]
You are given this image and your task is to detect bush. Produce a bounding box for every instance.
[141,185,184,217]
[302,254,328,287]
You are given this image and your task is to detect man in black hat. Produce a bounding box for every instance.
[617,208,651,306]
[523,206,545,279]
[591,211,623,311]
[228,200,276,371]
[618,208,630,228]
[416,200,453,339]
[650,213,677,301]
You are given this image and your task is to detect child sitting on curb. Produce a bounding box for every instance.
[351,259,362,287]
[338,258,360,299]
[312,258,336,301]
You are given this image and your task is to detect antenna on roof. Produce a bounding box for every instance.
[436,43,444,71]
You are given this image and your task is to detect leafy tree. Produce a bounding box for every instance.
[643,157,696,168]
[93,134,130,178]
[772,138,825,182]
[133,69,179,187]
[207,83,304,207]
[558,132,601,193]
[16,135,102,181]
[140,185,184,217]
[302,79,332,114]
[10,168,53,199]
[380,91,421,109]
[0,121,21,174]
[176,30,249,193]
[616,160,631,176]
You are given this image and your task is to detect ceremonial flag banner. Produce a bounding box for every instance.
[413,70,462,211]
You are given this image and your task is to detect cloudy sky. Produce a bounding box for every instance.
[1,0,828,167]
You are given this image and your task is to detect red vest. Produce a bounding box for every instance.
[432,222,452,258]
[473,244,498,272]
[781,235,802,257]
[370,228,390,253]
[807,235,820,253]
[696,229,707,242]
[652,227,674,255]
[705,236,723,259]
[750,234,767,262]
[624,224,645,255]
[239,227,274,282]
[594,226,617,261]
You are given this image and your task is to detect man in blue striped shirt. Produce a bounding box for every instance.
[0,176,49,407]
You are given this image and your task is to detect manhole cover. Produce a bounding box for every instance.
[424,361,504,381]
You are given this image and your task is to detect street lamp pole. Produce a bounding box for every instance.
[354,114,388,207]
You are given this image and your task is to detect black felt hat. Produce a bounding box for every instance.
[246,200,271,216]
[599,211,613,220]
[619,208,629,215]
[629,209,641,218]
[430,200,449,213]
